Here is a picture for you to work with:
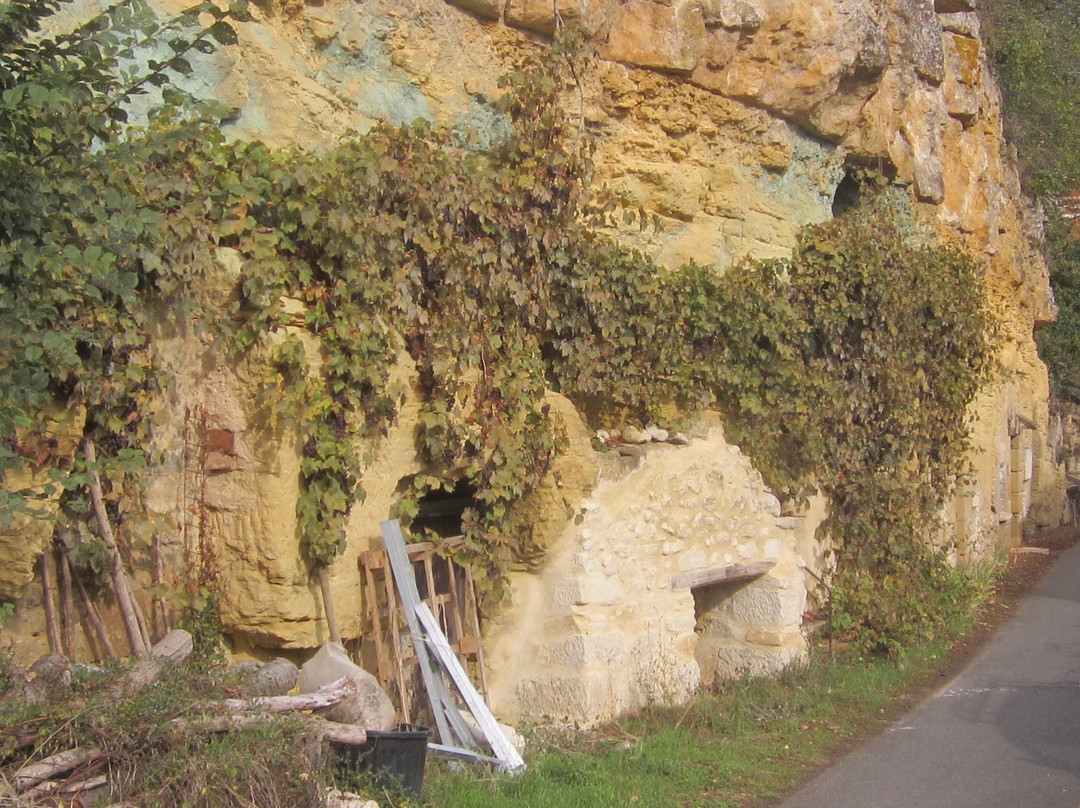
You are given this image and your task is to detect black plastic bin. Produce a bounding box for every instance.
[339,723,433,798]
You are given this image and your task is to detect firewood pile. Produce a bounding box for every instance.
[0,630,378,807]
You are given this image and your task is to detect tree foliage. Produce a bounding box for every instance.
[980,0,1080,196]
[1033,216,1080,402]
[980,1,1080,404]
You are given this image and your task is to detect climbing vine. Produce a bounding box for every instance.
[685,181,996,651]
[0,0,251,653]
[1,3,995,650]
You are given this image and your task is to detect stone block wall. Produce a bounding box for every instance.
[695,574,807,684]
[484,416,811,725]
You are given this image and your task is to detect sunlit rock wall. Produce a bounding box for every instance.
[3,0,1068,722]
[485,414,814,725]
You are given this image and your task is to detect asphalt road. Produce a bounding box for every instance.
[778,542,1080,808]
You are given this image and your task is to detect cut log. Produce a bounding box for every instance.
[12,747,103,793]
[59,773,108,794]
[19,654,74,705]
[212,675,354,715]
[107,629,192,698]
[26,772,108,800]
[128,628,192,686]
[171,713,367,746]
[152,629,193,663]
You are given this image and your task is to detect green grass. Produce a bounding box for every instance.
[424,558,1007,808]
[423,642,954,808]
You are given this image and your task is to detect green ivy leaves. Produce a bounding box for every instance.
[693,185,994,651]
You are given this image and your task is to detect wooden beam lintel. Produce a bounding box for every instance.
[671,561,775,591]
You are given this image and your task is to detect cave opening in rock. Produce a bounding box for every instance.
[832,169,863,217]
[409,479,478,540]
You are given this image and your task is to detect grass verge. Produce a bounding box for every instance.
[424,643,952,808]
[0,531,1068,807]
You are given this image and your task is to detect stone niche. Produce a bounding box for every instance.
[691,568,807,685]
[483,414,814,726]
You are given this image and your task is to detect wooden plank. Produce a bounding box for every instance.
[383,563,411,723]
[363,560,392,687]
[381,520,477,750]
[415,602,525,772]
[670,561,775,591]
[361,540,442,571]
[464,564,489,702]
[429,743,504,767]
[360,549,387,571]
[382,520,453,744]
[445,560,466,649]
[362,533,486,726]
[422,555,438,618]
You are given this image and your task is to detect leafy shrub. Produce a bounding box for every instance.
[0,657,323,808]
[1035,216,1080,401]
[980,0,1080,196]
[981,1,1080,445]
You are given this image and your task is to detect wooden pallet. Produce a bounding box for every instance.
[360,534,487,724]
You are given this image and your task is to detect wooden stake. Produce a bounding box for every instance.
[83,438,148,657]
[133,589,152,652]
[72,558,116,660]
[40,550,63,656]
[107,629,192,697]
[152,533,171,633]
[317,565,342,645]
[57,546,76,659]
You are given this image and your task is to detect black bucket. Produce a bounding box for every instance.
[341,723,433,798]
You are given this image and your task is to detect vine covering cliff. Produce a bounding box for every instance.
[0,0,1066,683]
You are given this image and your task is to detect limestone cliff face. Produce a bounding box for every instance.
[2,0,1066,722]
[180,0,1059,614]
